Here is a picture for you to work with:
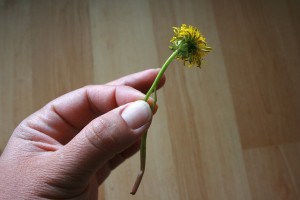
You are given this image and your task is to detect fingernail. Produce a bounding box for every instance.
[121,101,152,129]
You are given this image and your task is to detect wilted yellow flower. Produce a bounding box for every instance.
[131,24,212,195]
[170,24,212,68]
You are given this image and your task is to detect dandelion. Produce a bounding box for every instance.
[170,24,212,67]
[131,24,212,195]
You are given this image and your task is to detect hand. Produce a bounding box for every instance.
[0,69,165,199]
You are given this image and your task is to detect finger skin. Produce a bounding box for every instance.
[19,69,165,145]
[96,140,141,185]
[106,68,166,93]
[53,101,152,185]
[0,69,165,199]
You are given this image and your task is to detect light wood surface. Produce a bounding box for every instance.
[1,0,299,199]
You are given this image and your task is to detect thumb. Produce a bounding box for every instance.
[55,100,152,181]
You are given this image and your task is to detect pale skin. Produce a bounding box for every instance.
[0,69,165,199]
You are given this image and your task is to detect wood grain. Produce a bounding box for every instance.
[244,145,299,200]
[211,0,300,149]
[0,0,299,199]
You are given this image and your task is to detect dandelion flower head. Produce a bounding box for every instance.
[170,24,212,68]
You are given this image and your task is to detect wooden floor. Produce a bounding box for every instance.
[1,0,299,199]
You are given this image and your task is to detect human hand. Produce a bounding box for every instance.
[0,69,165,199]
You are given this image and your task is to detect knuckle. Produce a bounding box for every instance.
[86,116,120,153]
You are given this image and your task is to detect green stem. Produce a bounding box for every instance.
[144,49,180,102]
[130,49,180,195]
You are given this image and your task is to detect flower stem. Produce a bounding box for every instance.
[144,49,180,102]
[130,48,180,195]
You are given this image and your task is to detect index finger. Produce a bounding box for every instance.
[23,69,164,144]
[106,68,166,93]
[52,68,164,129]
